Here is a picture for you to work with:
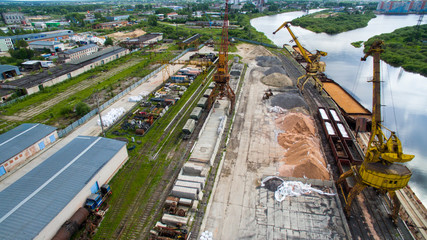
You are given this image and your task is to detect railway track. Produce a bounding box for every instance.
[94,66,215,239]
[275,50,414,239]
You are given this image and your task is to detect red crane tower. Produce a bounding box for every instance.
[209,0,235,113]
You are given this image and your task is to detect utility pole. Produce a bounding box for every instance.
[94,91,106,137]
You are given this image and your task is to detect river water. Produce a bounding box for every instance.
[251,10,427,205]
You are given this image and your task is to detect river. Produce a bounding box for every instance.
[251,10,427,205]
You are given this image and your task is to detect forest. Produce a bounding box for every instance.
[291,10,376,34]
[364,24,427,77]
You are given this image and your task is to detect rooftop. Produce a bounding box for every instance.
[0,65,19,73]
[0,30,74,41]
[29,41,62,46]
[0,47,127,90]
[0,123,57,165]
[63,43,98,55]
[0,136,126,240]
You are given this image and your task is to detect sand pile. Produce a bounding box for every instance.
[264,66,287,76]
[275,112,329,180]
[106,29,146,41]
[249,46,272,59]
[261,73,293,87]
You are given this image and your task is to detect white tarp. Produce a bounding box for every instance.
[267,106,286,114]
[200,231,213,240]
[261,176,335,202]
[97,107,125,127]
[128,95,143,102]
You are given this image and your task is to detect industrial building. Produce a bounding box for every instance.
[0,123,57,177]
[0,46,129,96]
[0,30,74,45]
[376,0,427,14]
[1,12,27,25]
[0,37,13,52]
[120,33,163,48]
[57,44,99,63]
[0,136,128,240]
[106,15,129,21]
[92,21,129,30]
[29,40,64,53]
[0,65,20,81]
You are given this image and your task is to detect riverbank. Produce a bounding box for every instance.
[291,10,377,34]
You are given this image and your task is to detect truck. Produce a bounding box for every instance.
[85,184,112,212]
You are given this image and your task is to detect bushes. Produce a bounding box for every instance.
[292,10,376,34]
[75,102,90,116]
[364,25,427,77]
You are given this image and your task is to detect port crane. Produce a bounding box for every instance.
[337,40,414,223]
[273,22,327,92]
[208,0,235,113]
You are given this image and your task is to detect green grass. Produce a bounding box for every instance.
[0,51,176,130]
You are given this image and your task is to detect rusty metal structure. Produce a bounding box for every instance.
[208,0,235,112]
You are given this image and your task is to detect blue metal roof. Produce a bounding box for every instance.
[0,123,57,165]
[0,136,126,240]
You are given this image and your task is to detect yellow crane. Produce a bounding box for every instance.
[337,40,414,223]
[273,21,327,92]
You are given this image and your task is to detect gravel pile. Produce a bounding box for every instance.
[261,73,293,87]
[255,56,282,67]
[270,92,308,110]
[264,66,287,76]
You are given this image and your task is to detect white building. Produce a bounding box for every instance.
[1,12,28,25]
[58,44,99,63]
[0,37,13,52]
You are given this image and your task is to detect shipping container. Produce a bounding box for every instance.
[171,186,198,200]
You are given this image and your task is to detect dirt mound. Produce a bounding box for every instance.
[250,46,272,59]
[275,112,329,180]
[261,73,293,87]
[106,29,146,41]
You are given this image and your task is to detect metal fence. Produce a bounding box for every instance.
[57,48,193,138]
[232,37,278,49]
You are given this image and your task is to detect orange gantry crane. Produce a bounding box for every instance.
[208,0,235,113]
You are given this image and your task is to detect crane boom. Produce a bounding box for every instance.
[273,21,327,92]
[273,22,312,64]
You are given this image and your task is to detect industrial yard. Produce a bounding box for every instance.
[1,2,427,239]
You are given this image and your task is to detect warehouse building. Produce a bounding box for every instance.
[0,46,129,96]
[57,43,99,63]
[0,30,74,45]
[0,136,128,240]
[0,65,21,81]
[0,123,57,177]
[1,12,27,25]
[29,40,64,53]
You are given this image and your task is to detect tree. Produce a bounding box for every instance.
[75,102,90,116]
[148,15,158,26]
[15,39,28,48]
[104,37,114,46]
